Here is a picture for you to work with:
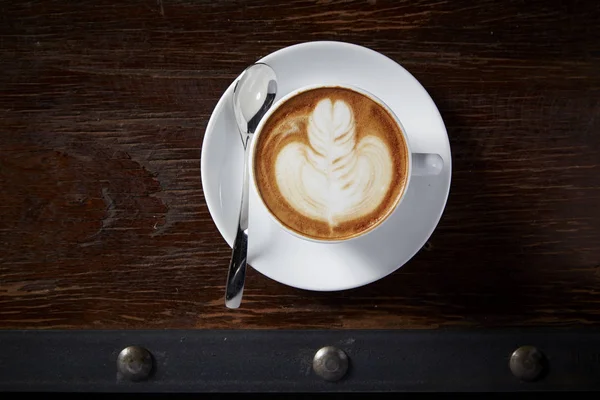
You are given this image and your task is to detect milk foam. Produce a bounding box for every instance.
[275,98,393,226]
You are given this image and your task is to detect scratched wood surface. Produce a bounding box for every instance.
[0,0,599,329]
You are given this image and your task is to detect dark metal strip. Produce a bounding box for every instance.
[1,330,599,392]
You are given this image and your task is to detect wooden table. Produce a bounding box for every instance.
[1,0,599,332]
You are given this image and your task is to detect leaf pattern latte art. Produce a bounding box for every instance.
[275,98,393,226]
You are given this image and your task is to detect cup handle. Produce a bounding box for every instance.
[412,153,444,176]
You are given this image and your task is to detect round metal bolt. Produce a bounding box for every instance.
[313,346,349,382]
[510,345,546,382]
[117,346,154,381]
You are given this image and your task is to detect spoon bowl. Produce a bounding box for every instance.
[234,64,277,141]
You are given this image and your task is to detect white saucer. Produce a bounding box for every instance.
[201,41,451,291]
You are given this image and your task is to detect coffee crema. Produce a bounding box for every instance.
[253,87,409,241]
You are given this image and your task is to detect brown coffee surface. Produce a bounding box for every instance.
[253,87,409,241]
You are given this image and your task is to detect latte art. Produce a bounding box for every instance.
[253,87,409,241]
[275,98,393,226]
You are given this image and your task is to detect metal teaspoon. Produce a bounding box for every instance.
[225,63,277,308]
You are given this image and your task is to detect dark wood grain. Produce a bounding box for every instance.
[0,0,599,329]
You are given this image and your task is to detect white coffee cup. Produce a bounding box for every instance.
[249,84,443,243]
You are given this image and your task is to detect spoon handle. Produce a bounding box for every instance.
[225,145,250,308]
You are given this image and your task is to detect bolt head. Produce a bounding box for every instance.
[313,346,349,382]
[117,346,153,381]
[510,345,546,382]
